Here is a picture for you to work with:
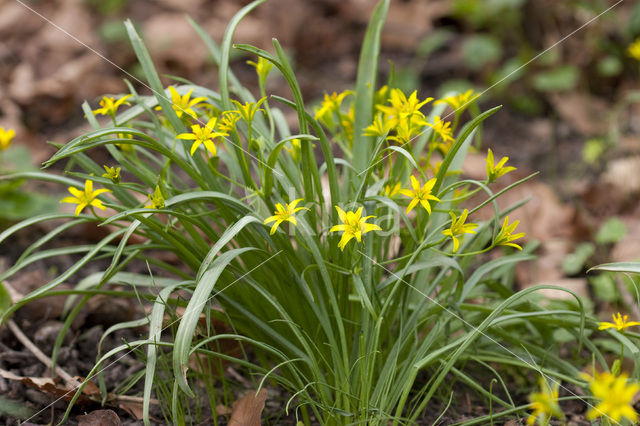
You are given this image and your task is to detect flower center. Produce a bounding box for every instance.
[195,126,213,142]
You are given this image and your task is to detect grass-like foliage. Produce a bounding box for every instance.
[2,1,639,425]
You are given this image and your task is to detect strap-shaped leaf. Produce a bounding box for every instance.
[352,0,390,177]
[173,247,255,396]
[588,262,640,274]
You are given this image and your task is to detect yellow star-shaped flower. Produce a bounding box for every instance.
[426,116,454,143]
[442,209,478,252]
[598,312,640,332]
[399,176,440,214]
[231,97,267,125]
[363,114,393,137]
[384,182,401,198]
[145,186,165,209]
[583,370,639,423]
[263,198,309,235]
[628,38,640,61]
[376,89,432,129]
[102,165,121,184]
[486,148,516,183]
[60,179,112,216]
[177,117,228,156]
[217,111,241,133]
[314,91,353,124]
[527,378,563,425]
[166,86,207,119]
[494,216,525,250]
[329,206,382,251]
[0,127,15,151]
[93,95,132,118]
[246,56,273,83]
[434,89,480,113]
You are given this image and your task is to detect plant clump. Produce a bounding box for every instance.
[1,1,640,425]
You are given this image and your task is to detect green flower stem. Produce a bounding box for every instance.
[229,130,254,189]
[210,164,248,188]
[257,83,275,142]
[431,246,493,258]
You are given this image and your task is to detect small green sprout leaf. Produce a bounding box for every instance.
[595,217,627,245]
[0,281,12,318]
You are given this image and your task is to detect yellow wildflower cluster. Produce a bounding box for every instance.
[314,91,353,128]
[377,89,432,129]
[163,94,271,159]
[426,116,454,152]
[285,138,302,163]
[232,97,267,125]
[263,201,382,251]
[217,111,241,133]
[384,182,401,198]
[494,216,525,250]
[582,370,639,423]
[363,88,475,152]
[526,309,640,426]
[365,88,432,144]
[313,91,355,145]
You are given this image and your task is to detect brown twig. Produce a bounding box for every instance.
[6,319,78,387]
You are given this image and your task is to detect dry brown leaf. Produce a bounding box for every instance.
[461,152,487,181]
[549,92,609,135]
[36,0,96,56]
[229,389,268,426]
[34,54,101,98]
[85,294,135,328]
[156,0,204,12]
[73,376,102,398]
[143,13,209,73]
[118,398,144,420]
[0,2,40,35]
[516,240,572,288]
[535,278,589,301]
[612,217,640,263]
[473,180,575,243]
[77,409,121,426]
[0,368,88,403]
[11,270,88,328]
[216,404,232,416]
[0,368,150,417]
[602,157,640,199]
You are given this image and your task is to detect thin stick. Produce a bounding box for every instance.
[6,319,78,386]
